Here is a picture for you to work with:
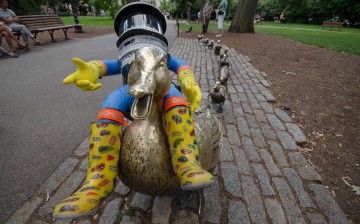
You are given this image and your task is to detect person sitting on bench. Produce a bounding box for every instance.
[0,0,41,46]
[0,23,28,51]
[0,46,18,57]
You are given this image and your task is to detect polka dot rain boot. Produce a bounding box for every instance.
[53,122,122,219]
[164,106,214,190]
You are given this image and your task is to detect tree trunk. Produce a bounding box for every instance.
[199,0,205,21]
[228,0,258,33]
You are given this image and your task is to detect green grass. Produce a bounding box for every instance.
[255,27,360,55]
[181,20,360,56]
[257,21,360,34]
[61,17,360,56]
[180,20,226,32]
[61,16,114,27]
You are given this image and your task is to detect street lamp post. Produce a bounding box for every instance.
[71,0,84,33]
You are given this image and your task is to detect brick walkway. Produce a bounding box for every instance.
[6,38,349,224]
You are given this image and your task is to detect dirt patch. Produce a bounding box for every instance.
[7,25,359,222]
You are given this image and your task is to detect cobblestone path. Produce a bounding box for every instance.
[6,38,349,224]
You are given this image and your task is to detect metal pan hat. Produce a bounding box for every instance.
[114,2,168,47]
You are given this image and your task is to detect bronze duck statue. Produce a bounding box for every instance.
[209,81,227,113]
[218,64,229,86]
[214,40,222,55]
[220,47,229,62]
[119,47,221,195]
[207,40,214,49]
[202,38,209,46]
[218,47,230,85]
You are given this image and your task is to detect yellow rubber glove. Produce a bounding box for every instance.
[178,68,202,112]
[63,58,102,91]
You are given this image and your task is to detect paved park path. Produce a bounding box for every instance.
[6,38,349,224]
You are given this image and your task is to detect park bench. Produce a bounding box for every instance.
[13,15,79,41]
[322,21,344,31]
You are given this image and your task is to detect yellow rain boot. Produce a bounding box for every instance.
[165,106,214,190]
[53,122,122,218]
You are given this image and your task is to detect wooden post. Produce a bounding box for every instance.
[177,18,179,37]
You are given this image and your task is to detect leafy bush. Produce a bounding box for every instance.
[58,11,69,17]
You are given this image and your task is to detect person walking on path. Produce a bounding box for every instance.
[202,0,213,34]
[0,0,41,47]
[0,23,28,52]
[216,0,228,37]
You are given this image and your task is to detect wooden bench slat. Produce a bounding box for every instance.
[20,18,63,23]
[35,26,75,32]
[25,21,64,25]
[11,15,81,41]
[30,26,74,31]
[26,22,66,28]
[22,20,63,24]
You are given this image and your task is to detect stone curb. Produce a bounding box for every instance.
[5,38,349,224]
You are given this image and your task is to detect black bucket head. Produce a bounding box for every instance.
[114,2,167,47]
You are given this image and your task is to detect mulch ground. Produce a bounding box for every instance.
[4,25,359,222]
[184,29,360,223]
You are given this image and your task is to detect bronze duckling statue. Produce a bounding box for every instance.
[218,63,229,86]
[209,81,227,113]
[218,47,230,85]
[220,47,229,62]
[207,40,214,49]
[214,40,222,55]
[202,38,209,46]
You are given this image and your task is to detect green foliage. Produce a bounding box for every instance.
[255,24,360,55]
[44,0,70,14]
[172,0,189,18]
[7,0,43,15]
[257,0,360,26]
[7,0,89,16]
[78,1,89,15]
[57,11,69,16]
[160,0,175,13]
[227,0,239,17]
[158,0,238,19]
[180,20,221,31]
[61,15,113,26]
[88,0,120,18]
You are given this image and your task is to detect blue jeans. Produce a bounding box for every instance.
[7,23,33,43]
